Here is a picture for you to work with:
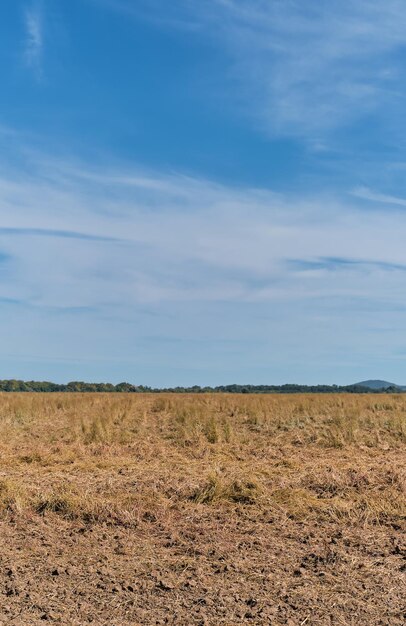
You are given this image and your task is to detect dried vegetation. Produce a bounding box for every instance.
[0,393,405,624]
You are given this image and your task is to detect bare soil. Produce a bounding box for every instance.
[0,393,404,625]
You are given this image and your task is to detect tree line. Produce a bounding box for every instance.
[0,380,401,393]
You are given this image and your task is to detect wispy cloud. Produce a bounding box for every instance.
[0,227,124,243]
[24,2,43,79]
[351,187,406,208]
[1,138,406,310]
[98,1,406,140]
[196,1,406,139]
[2,136,406,382]
[288,257,406,273]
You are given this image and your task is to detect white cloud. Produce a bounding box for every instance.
[351,186,406,207]
[1,142,406,313]
[24,3,43,78]
[2,139,406,382]
[200,1,406,137]
[98,0,406,139]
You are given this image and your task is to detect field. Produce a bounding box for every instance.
[0,393,405,625]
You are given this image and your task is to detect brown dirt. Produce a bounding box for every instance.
[0,393,405,625]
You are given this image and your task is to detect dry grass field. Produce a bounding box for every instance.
[0,393,405,625]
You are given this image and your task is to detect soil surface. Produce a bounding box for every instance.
[0,393,405,624]
[0,506,405,625]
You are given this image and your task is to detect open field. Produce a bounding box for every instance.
[0,393,405,625]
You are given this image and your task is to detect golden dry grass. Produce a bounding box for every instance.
[0,393,405,624]
[0,392,404,525]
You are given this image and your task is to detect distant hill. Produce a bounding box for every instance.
[355,379,405,390]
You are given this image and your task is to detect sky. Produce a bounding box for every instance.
[1,1,406,386]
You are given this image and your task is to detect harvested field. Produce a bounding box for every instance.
[0,392,405,625]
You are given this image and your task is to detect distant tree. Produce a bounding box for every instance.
[115,382,137,393]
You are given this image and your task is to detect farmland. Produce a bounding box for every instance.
[0,393,405,625]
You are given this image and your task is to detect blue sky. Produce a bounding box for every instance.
[1,1,406,386]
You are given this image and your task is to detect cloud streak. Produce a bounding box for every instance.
[24,2,43,78]
[1,140,406,311]
[0,227,124,243]
[351,187,406,208]
[1,136,406,382]
[100,0,406,140]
